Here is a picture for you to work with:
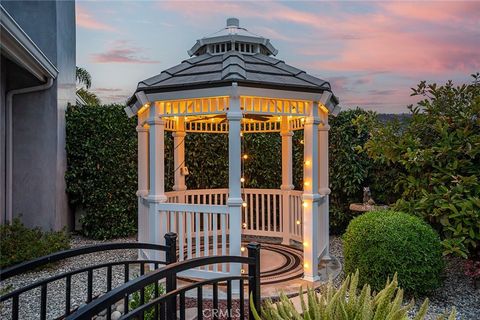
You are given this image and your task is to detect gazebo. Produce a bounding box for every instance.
[125,18,340,282]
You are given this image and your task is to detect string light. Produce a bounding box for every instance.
[296,220,301,225]
[242,223,247,229]
[303,241,308,247]
[304,181,310,187]
[304,160,311,166]
[303,202,308,208]
[241,246,246,252]
[243,154,248,160]
[241,268,245,274]
[300,140,304,145]
[242,202,247,208]
[304,263,309,269]
[240,177,245,183]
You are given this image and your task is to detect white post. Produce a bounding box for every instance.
[302,101,321,282]
[137,112,149,258]
[227,83,243,279]
[280,116,294,245]
[173,117,187,203]
[318,109,331,260]
[147,103,167,261]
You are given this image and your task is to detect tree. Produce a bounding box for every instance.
[365,73,480,259]
[75,66,100,105]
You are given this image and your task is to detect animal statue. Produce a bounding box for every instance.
[363,187,376,205]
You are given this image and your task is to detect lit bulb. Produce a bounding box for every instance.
[303,242,308,247]
[301,118,305,122]
[240,177,245,183]
[300,140,304,145]
[304,181,310,187]
[304,263,309,268]
[296,220,301,225]
[241,246,246,252]
[241,268,245,274]
[240,132,244,137]
[303,202,308,208]
[242,202,247,208]
[242,223,247,229]
[305,160,311,166]
[243,154,248,160]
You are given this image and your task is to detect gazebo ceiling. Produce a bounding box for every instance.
[126,18,338,112]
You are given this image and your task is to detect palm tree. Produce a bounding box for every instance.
[76,67,100,105]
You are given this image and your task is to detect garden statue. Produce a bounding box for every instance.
[363,186,376,205]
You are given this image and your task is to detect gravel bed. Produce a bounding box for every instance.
[0,235,138,320]
[1,235,478,319]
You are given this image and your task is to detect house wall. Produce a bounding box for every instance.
[1,1,75,230]
[0,57,5,225]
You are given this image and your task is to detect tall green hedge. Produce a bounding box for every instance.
[66,104,138,239]
[66,105,396,238]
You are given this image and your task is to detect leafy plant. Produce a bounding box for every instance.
[250,271,455,320]
[365,73,480,258]
[328,109,400,233]
[65,104,138,239]
[129,283,165,319]
[75,67,100,105]
[343,210,444,295]
[0,219,70,268]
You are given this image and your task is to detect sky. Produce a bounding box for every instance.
[76,0,480,114]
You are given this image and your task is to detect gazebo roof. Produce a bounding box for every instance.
[127,18,337,109]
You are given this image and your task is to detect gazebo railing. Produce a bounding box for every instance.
[156,202,231,278]
[163,188,304,242]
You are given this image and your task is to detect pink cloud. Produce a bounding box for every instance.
[91,40,160,64]
[76,4,115,32]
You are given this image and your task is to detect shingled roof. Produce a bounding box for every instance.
[127,18,335,107]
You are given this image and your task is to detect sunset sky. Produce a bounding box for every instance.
[76,1,480,114]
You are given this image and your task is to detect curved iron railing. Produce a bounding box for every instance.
[0,233,177,320]
[66,243,262,320]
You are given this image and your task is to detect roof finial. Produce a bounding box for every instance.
[226,17,239,28]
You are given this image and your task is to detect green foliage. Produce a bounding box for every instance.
[343,210,444,295]
[65,104,138,239]
[0,219,70,268]
[76,66,100,105]
[365,74,480,258]
[129,283,165,319]
[251,271,455,320]
[329,109,400,233]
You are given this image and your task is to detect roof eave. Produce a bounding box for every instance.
[0,5,58,81]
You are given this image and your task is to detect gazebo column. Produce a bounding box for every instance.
[318,110,331,260]
[280,116,294,245]
[173,117,187,203]
[137,112,149,258]
[302,102,321,282]
[147,104,167,260]
[227,85,242,278]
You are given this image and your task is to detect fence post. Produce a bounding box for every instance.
[248,242,261,319]
[165,232,177,319]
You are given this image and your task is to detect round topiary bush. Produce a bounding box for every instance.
[343,210,444,295]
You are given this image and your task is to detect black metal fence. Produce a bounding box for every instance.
[0,234,175,320]
[0,233,262,320]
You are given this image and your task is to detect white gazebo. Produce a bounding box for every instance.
[125,18,340,282]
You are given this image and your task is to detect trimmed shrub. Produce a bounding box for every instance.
[0,219,70,268]
[252,270,455,320]
[343,210,444,295]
